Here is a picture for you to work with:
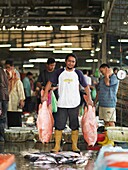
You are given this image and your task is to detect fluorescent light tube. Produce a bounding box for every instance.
[29,58,48,63]
[36,58,48,62]
[86,59,93,62]
[123,21,128,25]
[24,41,46,47]
[90,53,94,57]
[29,58,66,63]
[0,44,11,47]
[62,47,82,51]
[110,59,113,62]
[99,18,104,23]
[101,10,105,17]
[9,48,30,51]
[34,48,54,51]
[23,64,34,68]
[108,51,111,54]
[60,25,78,30]
[53,50,73,53]
[118,39,128,42]
[99,39,102,43]
[91,50,95,54]
[29,59,37,62]
[81,26,93,31]
[26,26,53,31]
[49,43,72,46]
[55,59,65,62]
[9,27,23,31]
[95,47,100,51]
[94,59,98,62]
[110,46,115,49]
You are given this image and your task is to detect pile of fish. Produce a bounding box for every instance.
[23,151,92,167]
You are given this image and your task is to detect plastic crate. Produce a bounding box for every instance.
[0,154,16,170]
[104,152,128,170]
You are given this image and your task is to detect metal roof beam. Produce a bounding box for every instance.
[0,16,100,20]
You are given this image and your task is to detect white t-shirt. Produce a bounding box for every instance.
[58,69,80,108]
[50,68,88,108]
[84,75,92,85]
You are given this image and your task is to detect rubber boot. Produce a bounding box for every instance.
[51,130,62,152]
[71,130,80,153]
[99,131,114,146]
[98,131,109,145]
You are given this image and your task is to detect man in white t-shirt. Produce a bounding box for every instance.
[42,53,93,153]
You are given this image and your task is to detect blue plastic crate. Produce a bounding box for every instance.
[7,163,16,170]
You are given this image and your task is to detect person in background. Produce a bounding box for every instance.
[94,63,119,127]
[36,58,57,91]
[89,70,99,89]
[23,72,33,113]
[80,69,92,107]
[42,53,93,153]
[6,68,25,127]
[88,70,99,102]
[5,59,21,79]
[0,64,9,142]
[36,58,57,112]
[83,69,92,86]
[113,67,119,76]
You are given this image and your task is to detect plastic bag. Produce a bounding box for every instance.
[81,105,97,146]
[94,68,100,78]
[51,91,57,113]
[91,88,97,100]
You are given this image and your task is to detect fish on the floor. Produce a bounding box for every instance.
[23,151,91,167]
[35,155,57,164]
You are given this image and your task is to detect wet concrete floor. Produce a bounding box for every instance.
[0,141,98,170]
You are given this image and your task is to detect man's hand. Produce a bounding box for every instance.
[87,98,93,106]
[19,100,25,108]
[41,94,48,103]
[83,95,93,106]
[40,81,53,103]
[106,68,113,78]
[93,100,97,107]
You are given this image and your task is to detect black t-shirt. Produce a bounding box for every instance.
[37,69,56,87]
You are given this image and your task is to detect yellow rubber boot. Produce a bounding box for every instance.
[98,131,114,146]
[98,131,109,145]
[71,130,80,153]
[103,139,114,146]
[51,130,62,152]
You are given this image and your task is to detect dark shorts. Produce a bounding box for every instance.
[55,106,79,130]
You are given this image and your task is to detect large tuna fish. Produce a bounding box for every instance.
[36,101,54,143]
[81,105,97,146]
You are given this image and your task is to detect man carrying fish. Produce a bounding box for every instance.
[42,53,93,153]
